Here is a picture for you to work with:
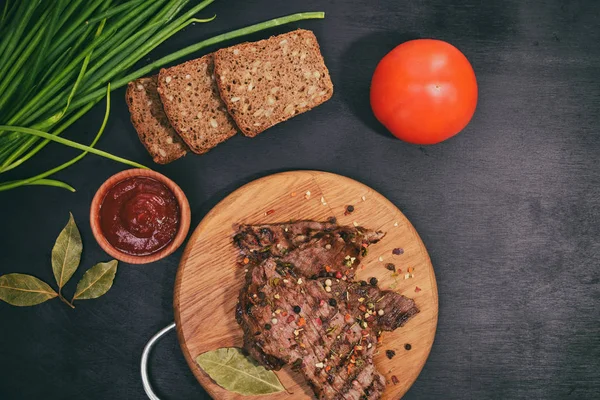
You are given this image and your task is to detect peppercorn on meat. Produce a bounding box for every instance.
[236,258,386,400]
[234,221,385,278]
[233,221,419,400]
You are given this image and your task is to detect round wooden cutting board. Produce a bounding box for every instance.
[174,171,438,400]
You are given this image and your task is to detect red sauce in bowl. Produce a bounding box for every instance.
[99,177,180,256]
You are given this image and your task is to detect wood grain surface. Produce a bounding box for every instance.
[174,171,438,399]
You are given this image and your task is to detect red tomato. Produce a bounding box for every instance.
[370,39,478,144]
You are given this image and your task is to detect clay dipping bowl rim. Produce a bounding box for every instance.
[90,169,191,265]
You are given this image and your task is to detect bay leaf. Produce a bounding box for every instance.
[196,347,285,395]
[0,274,58,306]
[72,260,118,300]
[51,212,82,289]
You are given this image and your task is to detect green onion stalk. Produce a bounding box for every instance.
[0,0,324,192]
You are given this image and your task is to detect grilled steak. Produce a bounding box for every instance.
[237,259,385,399]
[234,221,385,278]
[235,221,385,255]
[234,221,418,400]
[234,220,339,258]
[325,278,419,332]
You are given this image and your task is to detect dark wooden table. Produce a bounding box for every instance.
[1,0,599,399]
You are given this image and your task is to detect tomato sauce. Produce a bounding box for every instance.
[99,177,179,256]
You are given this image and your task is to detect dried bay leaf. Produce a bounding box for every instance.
[0,274,58,306]
[196,347,285,395]
[72,260,118,300]
[52,212,82,289]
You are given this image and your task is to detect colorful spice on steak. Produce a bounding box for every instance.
[234,221,419,399]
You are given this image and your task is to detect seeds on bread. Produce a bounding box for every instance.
[157,54,237,154]
[125,76,188,164]
[213,29,333,137]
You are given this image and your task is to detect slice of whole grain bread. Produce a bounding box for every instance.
[213,29,333,137]
[125,76,188,164]
[157,54,237,154]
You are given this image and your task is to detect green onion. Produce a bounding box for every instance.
[0,126,149,171]
[1,2,11,26]
[0,16,108,170]
[24,179,77,193]
[0,86,151,193]
[2,101,101,173]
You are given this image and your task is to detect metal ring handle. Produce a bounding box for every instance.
[141,322,176,400]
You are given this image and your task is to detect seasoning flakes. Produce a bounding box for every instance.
[392,248,404,255]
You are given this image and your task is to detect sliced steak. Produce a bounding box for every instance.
[234,221,385,278]
[234,220,338,258]
[324,278,419,332]
[234,221,417,400]
[237,258,385,399]
[280,233,371,280]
